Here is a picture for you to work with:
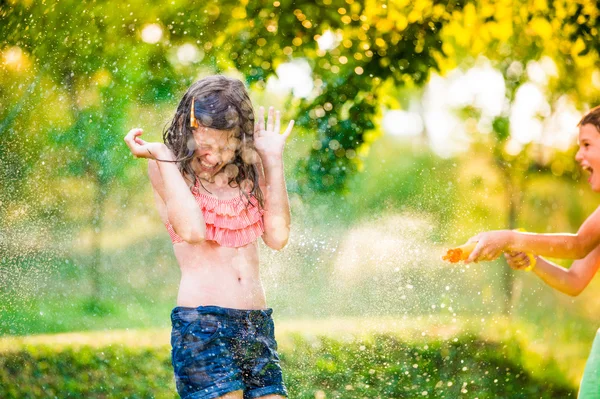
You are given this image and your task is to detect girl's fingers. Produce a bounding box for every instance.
[124,128,149,158]
[283,120,294,139]
[274,110,281,133]
[254,119,262,136]
[258,106,265,132]
[125,128,143,144]
[130,128,143,137]
[267,106,274,132]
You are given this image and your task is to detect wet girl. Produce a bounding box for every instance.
[465,106,600,397]
[124,75,293,399]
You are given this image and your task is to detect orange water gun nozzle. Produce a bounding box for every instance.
[442,241,477,263]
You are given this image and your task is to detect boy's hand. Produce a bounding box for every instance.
[504,251,534,271]
[465,230,515,263]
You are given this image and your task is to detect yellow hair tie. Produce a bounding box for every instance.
[190,97,199,128]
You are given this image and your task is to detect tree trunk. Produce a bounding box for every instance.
[89,179,107,303]
[501,178,525,315]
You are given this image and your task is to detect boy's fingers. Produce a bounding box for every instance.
[504,252,529,269]
[466,242,482,263]
[466,234,481,244]
[487,251,500,260]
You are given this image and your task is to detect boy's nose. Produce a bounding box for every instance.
[575,148,584,163]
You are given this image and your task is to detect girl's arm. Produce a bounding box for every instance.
[253,107,293,250]
[259,155,291,250]
[466,206,600,262]
[124,128,205,243]
[505,244,600,296]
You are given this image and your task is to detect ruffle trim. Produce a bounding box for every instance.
[191,186,261,216]
[164,189,265,247]
[205,218,265,248]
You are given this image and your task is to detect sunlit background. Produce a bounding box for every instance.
[1,0,600,397]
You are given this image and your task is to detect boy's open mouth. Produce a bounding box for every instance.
[582,164,594,181]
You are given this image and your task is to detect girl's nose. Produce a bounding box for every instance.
[204,152,222,164]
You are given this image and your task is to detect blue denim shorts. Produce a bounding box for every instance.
[170,305,287,399]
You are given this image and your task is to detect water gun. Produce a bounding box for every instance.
[442,235,537,270]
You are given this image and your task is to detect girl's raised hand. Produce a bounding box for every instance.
[253,106,294,160]
[124,128,165,159]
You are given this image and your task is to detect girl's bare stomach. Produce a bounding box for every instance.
[172,241,267,310]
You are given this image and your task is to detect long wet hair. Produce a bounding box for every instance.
[162,75,264,207]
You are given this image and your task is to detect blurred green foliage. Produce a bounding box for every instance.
[1,0,600,393]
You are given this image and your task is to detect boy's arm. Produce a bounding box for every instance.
[511,206,600,259]
[527,243,600,296]
[467,206,600,262]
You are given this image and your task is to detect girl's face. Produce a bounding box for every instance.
[192,126,238,181]
[576,123,600,192]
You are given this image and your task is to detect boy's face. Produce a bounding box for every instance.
[576,124,600,192]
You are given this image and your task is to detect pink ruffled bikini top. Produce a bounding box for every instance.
[164,179,264,248]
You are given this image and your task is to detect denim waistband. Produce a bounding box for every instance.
[171,305,273,323]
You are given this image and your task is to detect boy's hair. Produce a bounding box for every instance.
[579,105,600,133]
[163,75,264,206]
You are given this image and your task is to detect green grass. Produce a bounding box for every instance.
[0,323,577,398]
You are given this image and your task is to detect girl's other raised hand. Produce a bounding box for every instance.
[124,128,166,159]
[253,106,294,160]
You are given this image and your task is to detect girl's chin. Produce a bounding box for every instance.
[198,170,216,179]
[200,166,217,174]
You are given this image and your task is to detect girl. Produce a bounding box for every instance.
[465,105,600,397]
[124,75,293,399]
